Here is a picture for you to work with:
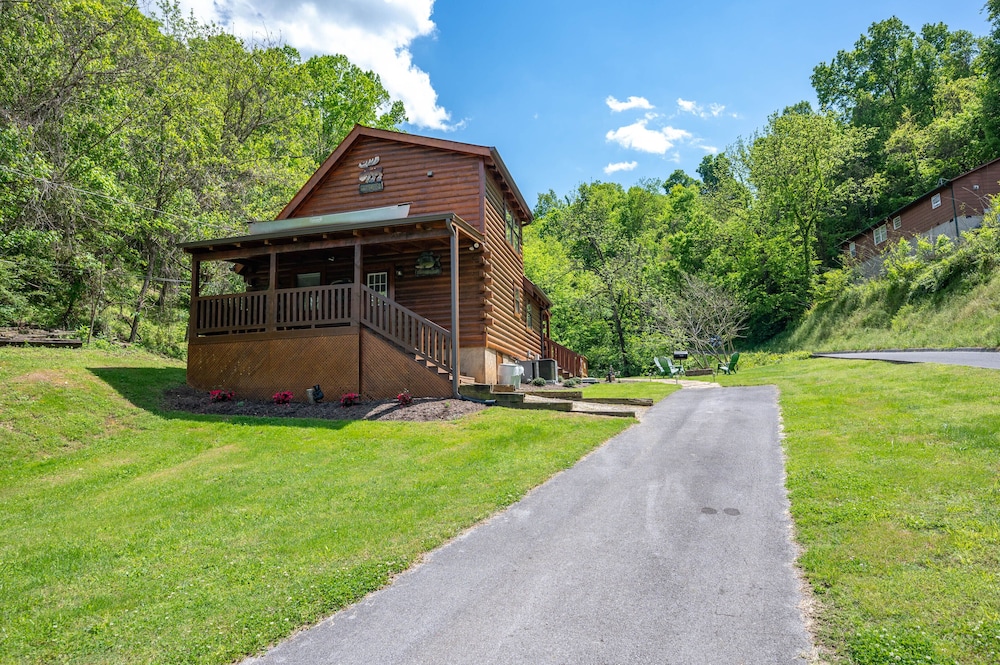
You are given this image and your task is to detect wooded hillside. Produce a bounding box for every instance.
[0,0,404,354]
[525,5,1000,374]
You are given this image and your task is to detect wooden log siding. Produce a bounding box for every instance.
[483,175,542,360]
[359,284,453,373]
[289,136,485,231]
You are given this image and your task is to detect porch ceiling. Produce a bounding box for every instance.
[180,213,482,261]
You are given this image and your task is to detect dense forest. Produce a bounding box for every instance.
[3,0,1000,369]
[526,4,1000,374]
[0,0,405,354]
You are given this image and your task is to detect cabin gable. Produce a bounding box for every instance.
[286,134,486,231]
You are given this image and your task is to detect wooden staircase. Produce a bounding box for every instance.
[359,285,473,390]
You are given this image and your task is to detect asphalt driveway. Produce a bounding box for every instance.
[815,349,1000,369]
[245,387,812,664]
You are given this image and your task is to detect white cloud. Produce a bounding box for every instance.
[677,98,730,120]
[677,98,700,114]
[604,161,639,174]
[605,119,692,155]
[161,0,455,130]
[698,144,719,154]
[606,95,654,112]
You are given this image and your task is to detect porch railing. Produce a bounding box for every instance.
[359,284,453,373]
[275,284,352,329]
[544,337,588,378]
[193,284,352,336]
[195,292,268,334]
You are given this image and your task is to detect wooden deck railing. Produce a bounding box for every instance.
[359,284,453,373]
[195,292,268,334]
[544,337,588,378]
[193,285,352,336]
[275,284,352,329]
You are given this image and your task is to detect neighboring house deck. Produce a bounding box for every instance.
[181,126,587,401]
[843,158,1000,276]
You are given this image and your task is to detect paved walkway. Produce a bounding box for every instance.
[245,387,812,664]
[815,349,1000,369]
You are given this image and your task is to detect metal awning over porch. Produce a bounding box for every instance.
[179,212,484,259]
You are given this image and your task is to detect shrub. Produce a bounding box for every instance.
[209,389,234,403]
[340,392,361,407]
[272,391,293,405]
[530,377,547,386]
[563,378,579,387]
[396,390,413,406]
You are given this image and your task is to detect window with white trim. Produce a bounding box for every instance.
[849,241,856,257]
[892,216,902,230]
[931,193,942,209]
[366,271,388,296]
[874,225,887,245]
[525,303,533,329]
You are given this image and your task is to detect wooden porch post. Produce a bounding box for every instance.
[449,219,460,396]
[187,257,200,341]
[353,242,362,323]
[266,250,277,332]
[354,241,363,395]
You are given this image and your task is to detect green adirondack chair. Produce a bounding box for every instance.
[718,352,740,375]
[654,356,684,379]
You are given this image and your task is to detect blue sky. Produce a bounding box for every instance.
[159,0,991,209]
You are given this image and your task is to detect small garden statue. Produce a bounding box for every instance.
[311,384,324,403]
[606,367,616,383]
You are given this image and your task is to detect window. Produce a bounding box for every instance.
[504,203,522,253]
[931,193,942,209]
[366,271,388,296]
[296,272,321,287]
[513,287,521,315]
[525,303,533,329]
[892,216,902,230]
[849,241,856,257]
[874,225,887,245]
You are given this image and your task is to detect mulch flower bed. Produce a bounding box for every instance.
[162,384,487,422]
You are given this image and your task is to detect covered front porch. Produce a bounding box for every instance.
[183,213,483,400]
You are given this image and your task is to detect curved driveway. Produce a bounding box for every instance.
[245,387,812,664]
[815,349,1000,369]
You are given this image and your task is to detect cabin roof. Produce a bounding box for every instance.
[180,213,483,255]
[277,125,534,225]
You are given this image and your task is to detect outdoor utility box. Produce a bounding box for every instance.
[537,358,559,381]
[498,363,524,389]
[518,359,538,381]
[673,351,689,360]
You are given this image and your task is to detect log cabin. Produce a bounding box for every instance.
[180,125,587,401]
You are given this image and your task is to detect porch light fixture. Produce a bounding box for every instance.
[395,268,404,277]
[469,242,480,251]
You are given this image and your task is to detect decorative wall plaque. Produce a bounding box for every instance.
[358,156,384,194]
[414,251,441,276]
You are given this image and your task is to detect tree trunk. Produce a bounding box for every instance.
[128,247,156,344]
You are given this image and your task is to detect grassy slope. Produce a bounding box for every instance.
[779,270,1000,352]
[0,347,635,664]
[721,359,1000,665]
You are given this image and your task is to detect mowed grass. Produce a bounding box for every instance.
[0,347,633,664]
[722,358,1000,665]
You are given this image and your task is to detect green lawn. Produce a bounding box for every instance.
[724,358,1000,665]
[0,347,633,664]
